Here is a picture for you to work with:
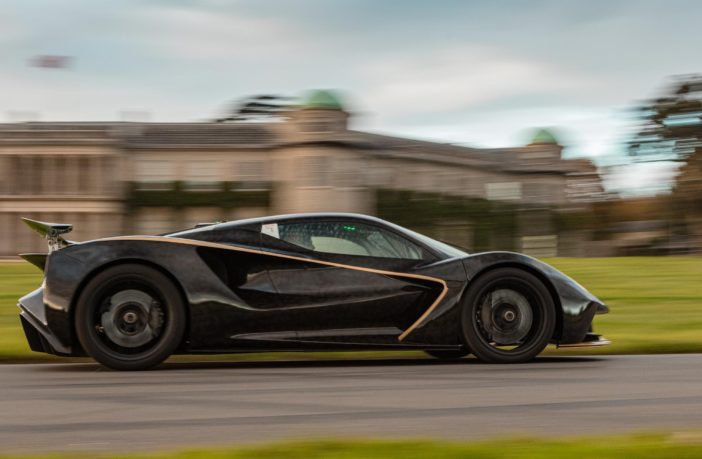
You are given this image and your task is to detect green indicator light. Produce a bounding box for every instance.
[343,225,356,231]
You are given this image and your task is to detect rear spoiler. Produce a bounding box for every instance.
[19,218,73,270]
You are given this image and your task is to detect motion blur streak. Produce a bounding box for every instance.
[1,355,702,453]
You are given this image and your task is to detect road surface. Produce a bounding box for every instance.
[1,354,701,453]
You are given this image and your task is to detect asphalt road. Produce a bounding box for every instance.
[1,354,702,453]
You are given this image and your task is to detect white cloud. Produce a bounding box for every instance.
[132,4,309,61]
[357,45,602,120]
[0,13,26,45]
[0,70,211,121]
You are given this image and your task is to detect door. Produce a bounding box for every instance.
[257,219,442,345]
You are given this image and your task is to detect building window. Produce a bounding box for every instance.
[135,160,174,191]
[521,235,558,258]
[16,157,33,195]
[371,166,394,187]
[301,156,330,187]
[486,182,522,201]
[78,157,91,195]
[54,157,66,195]
[184,160,220,191]
[302,121,330,133]
[402,170,418,190]
[524,183,555,204]
[236,160,268,190]
[433,172,446,192]
[449,174,463,194]
[334,158,359,188]
[301,113,330,133]
[135,208,175,235]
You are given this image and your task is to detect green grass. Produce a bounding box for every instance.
[3,432,702,458]
[0,262,46,361]
[1,257,701,361]
[544,257,702,355]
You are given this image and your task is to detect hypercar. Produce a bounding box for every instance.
[18,213,609,370]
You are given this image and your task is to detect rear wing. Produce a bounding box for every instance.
[19,218,73,270]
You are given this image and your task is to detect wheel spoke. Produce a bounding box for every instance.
[476,288,535,351]
[98,289,165,350]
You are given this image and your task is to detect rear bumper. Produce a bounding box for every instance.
[18,286,72,356]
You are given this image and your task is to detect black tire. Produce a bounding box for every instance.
[424,349,470,360]
[75,264,186,371]
[461,268,555,363]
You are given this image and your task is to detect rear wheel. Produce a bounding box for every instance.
[461,268,555,363]
[424,349,470,360]
[75,264,185,371]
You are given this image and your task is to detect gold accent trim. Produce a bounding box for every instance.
[100,236,448,341]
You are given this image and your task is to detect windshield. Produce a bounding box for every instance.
[381,221,469,259]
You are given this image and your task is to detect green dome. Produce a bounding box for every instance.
[302,90,344,110]
[530,128,559,145]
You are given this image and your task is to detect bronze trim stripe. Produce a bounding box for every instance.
[99,236,448,341]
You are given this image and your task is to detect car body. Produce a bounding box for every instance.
[18,213,609,370]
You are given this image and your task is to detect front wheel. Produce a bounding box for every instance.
[75,264,186,371]
[461,268,555,363]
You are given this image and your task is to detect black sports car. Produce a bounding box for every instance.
[18,213,609,370]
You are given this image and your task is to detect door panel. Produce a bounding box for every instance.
[249,219,444,344]
[265,255,438,335]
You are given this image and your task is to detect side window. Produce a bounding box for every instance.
[268,221,423,260]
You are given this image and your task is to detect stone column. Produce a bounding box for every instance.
[64,156,79,195]
[44,156,57,195]
[34,156,44,195]
[16,156,29,195]
[92,156,103,195]
[0,156,8,194]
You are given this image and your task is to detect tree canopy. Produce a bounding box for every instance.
[216,95,293,122]
[628,74,702,163]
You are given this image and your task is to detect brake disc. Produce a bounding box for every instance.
[100,289,163,348]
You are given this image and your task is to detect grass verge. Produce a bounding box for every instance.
[2,432,702,458]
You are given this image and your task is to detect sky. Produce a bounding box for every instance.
[1,0,701,193]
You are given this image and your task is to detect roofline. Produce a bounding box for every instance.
[221,212,388,227]
[167,212,391,236]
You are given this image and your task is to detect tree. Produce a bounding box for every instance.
[628,74,702,251]
[216,95,294,122]
[628,74,702,163]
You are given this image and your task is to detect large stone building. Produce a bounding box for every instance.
[0,90,603,257]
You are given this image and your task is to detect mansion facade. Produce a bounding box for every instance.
[0,90,603,257]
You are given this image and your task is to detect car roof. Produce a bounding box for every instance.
[167,212,393,237]
[215,212,390,229]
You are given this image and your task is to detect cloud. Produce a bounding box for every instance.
[0,6,29,45]
[355,45,603,122]
[0,68,220,121]
[132,3,309,61]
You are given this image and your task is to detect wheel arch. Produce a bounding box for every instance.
[69,258,191,354]
[463,262,564,341]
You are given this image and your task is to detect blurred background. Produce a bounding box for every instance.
[1,0,701,259]
[2,3,702,456]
